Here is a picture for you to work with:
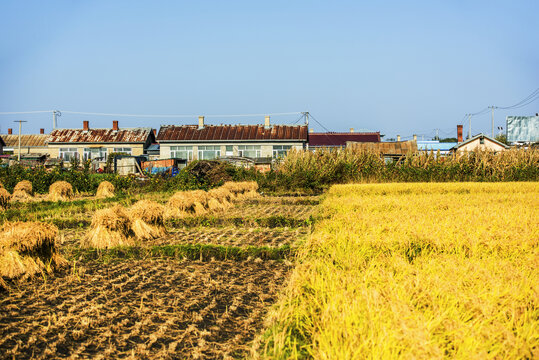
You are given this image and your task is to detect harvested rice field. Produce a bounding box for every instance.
[0,188,316,359]
[0,259,291,359]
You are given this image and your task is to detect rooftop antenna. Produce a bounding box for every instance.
[53,110,61,129]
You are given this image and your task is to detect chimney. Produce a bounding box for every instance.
[397,135,401,142]
[8,128,12,135]
[264,115,270,128]
[83,121,89,131]
[350,128,354,133]
[309,128,314,133]
[457,125,463,143]
[198,116,205,129]
[413,134,417,141]
[113,120,119,131]
[40,128,44,134]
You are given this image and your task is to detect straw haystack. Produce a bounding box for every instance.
[48,181,74,201]
[208,187,233,208]
[0,188,10,210]
[165,191,195,218]
[11,180,34,203]
[13,180,33,195]
[222,181,259,201]
[0,221,66,282]
[96,181,115,199]
[129,200,167,240]
[207,197,224,212]
[82,205,134,248]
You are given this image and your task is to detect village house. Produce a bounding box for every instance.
[47,120,156,161]
[1,128,50,157]
[156,116,308,161]
[309,128,381,149]
[450,133,509,153]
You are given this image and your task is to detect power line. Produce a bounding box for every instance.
[60,110,302,118]
[496,87,539,110]
[0,110,54,115]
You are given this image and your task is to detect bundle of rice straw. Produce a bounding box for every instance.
[96,181,115,199]
[243,181,259,199]
[48,181,74,201]
[128,200,167,240]
[0,221,66,282]
[11,180,34,202]
[82,205,134,248]
[222,181,259,201]
[208,187,233,210]
[165,190,208,218]
[0,188,10,210]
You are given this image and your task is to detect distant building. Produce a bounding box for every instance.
[347,140,418,160]
[506,115,539,144]
[0,135,5,155]
[450,134,509,153]
[1,128,49,157]
[417,140,457,155]
[47,120,155,161]
[309,129,380,149]
[157,116,308,161]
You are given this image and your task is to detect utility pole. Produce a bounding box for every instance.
[302,111,309,126]
[468,114,472,139]
[435,128,439,141]
[52,110,61,129]
[490,106,496,138]
[14,120,27,162]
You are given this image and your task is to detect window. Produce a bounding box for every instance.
[170,146,193,160]
[273,145,292,158]
[479,138,485,145]
[59,148,79,161]
[225,145,233,156]
[113,147,132,155]
[83,147,107,161]
[238,145,261,158]
[198,146,221,160]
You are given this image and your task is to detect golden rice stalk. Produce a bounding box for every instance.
[96,181,115,199]
[128,200,167,240]
[0,221,65,281]
[193,201,207,216]
[0,188,10,210]
[208,188,233,208]
[13,180,33,195]
[82,205,134,249]
[48,181,74,202]
[190,190,210,206]
[165,191,196,218]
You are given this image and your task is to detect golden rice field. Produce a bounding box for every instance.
[257,182,539,359]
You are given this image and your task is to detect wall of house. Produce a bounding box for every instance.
[47,144,146,159]
[159,142,305,160]
[456,138,507,153]
[8,146,51,156]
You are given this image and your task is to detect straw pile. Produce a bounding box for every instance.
[0,221,66,282]
[48,181,74,201]
[222,181,259,201]
[128,200,167,240]
[165,191,208,218]
[96,181,115,199]
[82,205,134,249]
[0,188,10,210]
[11,180,34,202]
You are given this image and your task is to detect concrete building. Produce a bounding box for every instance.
[1,128,50,156]
[47,120,155,161]
[157,116,308,161]
[450,134,509,153]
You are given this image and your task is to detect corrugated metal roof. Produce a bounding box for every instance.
[157,125,308,142]
[2,134,48,148]
[309,132,380,146]
[48,128,152,144]
[347,140,418,155]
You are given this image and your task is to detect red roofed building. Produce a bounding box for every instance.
[309,129,381,149]
[157,116,308,160]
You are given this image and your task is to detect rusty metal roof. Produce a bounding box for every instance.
[48,128,152,144]
[157,124,308,142]
[1,134,48,148]
[347,140,418,155]
[309,132,380,147]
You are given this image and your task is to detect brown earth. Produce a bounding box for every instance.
[0,258,291,359]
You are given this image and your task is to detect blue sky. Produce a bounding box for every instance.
[1,0,538,139]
